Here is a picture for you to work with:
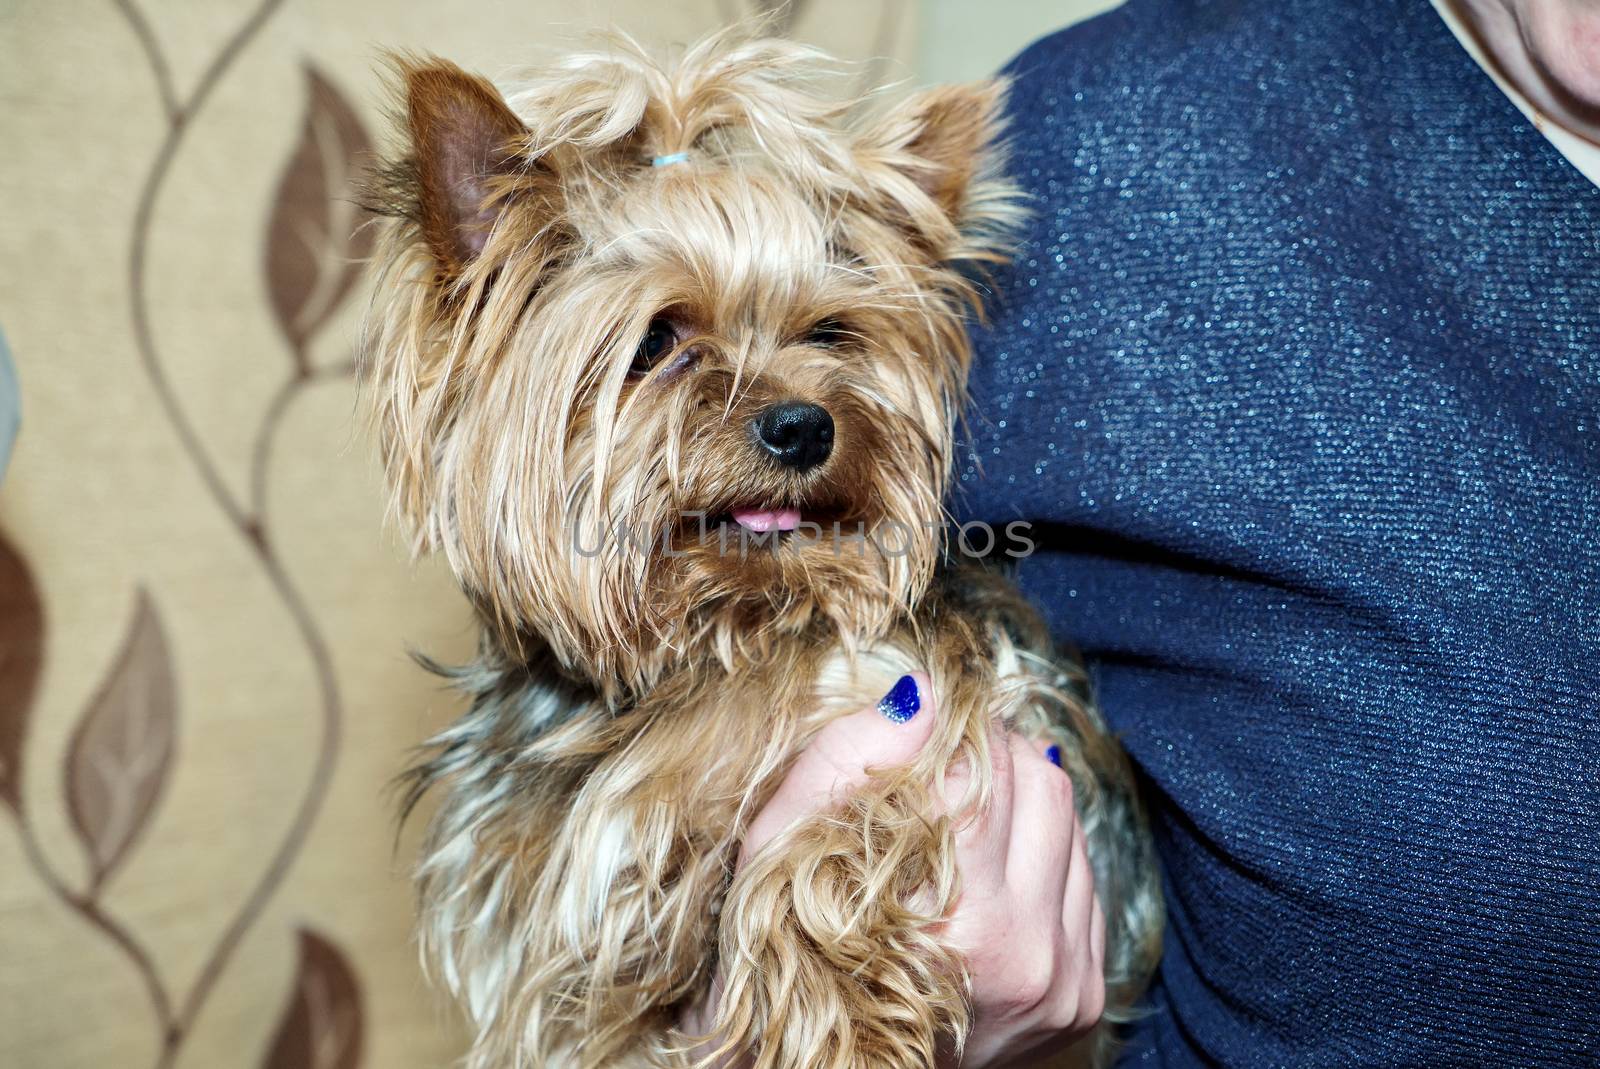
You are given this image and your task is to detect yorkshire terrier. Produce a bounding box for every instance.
[362,30,1162,1069]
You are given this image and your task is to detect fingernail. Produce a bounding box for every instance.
[1045,744,1062,768]
[878,675,920,724]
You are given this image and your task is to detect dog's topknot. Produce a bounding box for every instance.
[366,28,1017,285]
[506,32,857,178]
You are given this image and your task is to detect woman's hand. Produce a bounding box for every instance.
[686,674,1106,1067]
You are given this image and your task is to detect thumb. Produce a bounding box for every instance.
[741,673,936,863]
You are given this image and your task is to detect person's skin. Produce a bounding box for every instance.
[1445,0,1600,144]
[683,674,1106,1068]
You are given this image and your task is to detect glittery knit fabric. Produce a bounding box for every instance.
[953,1,1600,1065]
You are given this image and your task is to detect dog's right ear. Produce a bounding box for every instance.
[375,57,532,276]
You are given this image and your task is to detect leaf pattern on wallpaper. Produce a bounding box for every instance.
[66,590,176,890]
[265,64,375,367]
[261,929,365,1069]
[0,530,43,813]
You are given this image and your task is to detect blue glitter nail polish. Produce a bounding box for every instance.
[1046,744,1062,768]
[878,675,920,723]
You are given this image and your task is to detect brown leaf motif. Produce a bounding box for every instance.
[265,64,375,364]
[262,929,365,1069]
[0,530,43,813]
[66,590,176,889]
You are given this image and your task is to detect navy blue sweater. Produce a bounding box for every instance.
[955,2,1600,1065]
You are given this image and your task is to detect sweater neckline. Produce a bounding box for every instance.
[1403,0,1600,200]
[1428,0,1600,190]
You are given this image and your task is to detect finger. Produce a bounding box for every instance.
[1061,812,1096,948]
[1045,817,1105,1033]
[742,672,935,861]
[948,723,1019,883]
[1070,873,1108,1031]
[1088,890,1106,972]
[808,672,936,784]
[942,719,1014,820]
[1003,732,1076,891]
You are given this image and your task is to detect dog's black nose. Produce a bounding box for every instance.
[754,401,834,471]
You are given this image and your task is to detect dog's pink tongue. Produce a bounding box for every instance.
[731,506,802,532]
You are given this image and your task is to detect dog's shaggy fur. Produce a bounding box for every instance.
[362,29,1163,1069]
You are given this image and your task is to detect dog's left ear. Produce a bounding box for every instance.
[369,57,537,278]
[853,81,1011,251]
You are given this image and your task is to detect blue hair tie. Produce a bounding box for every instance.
[652,151,691,168]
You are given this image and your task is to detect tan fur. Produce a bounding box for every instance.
[363,28,1162,1069]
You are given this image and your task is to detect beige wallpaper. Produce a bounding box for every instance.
[0,1,1105,1066]
[917,0,1122,82]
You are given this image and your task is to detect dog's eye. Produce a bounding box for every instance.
[806,317,850,347]
[631,317,678,377]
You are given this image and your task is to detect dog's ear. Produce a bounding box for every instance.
[383,57,532,275]
[853,81,1013,251]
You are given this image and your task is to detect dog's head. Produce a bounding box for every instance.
[364,32,1018,695]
